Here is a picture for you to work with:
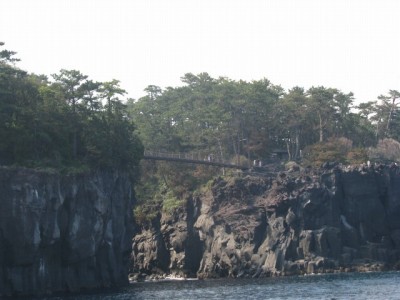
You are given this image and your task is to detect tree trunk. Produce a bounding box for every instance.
[217,138,225,175]
[295,129,300,160]
[285,138,292,161]
[319,112,324,142]
[231,135,238,165]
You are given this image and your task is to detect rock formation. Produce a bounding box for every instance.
[0,167,135,297]
[131,164,400,279]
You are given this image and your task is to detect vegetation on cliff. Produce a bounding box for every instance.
[130,73,400,162]
[0,43,143,172]
[128,73,400,219]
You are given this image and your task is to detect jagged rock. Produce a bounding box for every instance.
[0,167,135,297]
[130,164,400,279]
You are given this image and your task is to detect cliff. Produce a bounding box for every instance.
[0,167,135,297]
[131,164,400,279]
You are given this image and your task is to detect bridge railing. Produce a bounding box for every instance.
[144,150,229,164]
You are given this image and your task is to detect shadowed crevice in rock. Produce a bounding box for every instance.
[184,197,203,276]
[252,208,267,253]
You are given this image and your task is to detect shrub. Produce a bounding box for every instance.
[346,148,368,164]
[302,137,353,166]
[162,191,185,214]
[368,138,400,162]
[133,204,158,224]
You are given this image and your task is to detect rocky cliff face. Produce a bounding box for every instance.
[131,164,400,279]
[0,167,135,297]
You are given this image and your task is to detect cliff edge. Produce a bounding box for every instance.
[0,167,135,296]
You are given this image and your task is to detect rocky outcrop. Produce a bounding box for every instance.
[131,164,400,279]
[0,167,135,297]
[131,197,202,280]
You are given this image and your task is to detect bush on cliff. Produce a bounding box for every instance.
[302,137,370,166]
[369,138,400,163]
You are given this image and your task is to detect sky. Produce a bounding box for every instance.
[1,0,400,104]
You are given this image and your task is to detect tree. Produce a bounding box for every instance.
[0,43,34,164]
[0,43,143,171]
[307,86,337,143]
[144,85,162,100]
[52,69,88,113]
[0,41,20,63]
[274,87,310,161]
[380,90,400,138]
[81,79,102,112]
[100,79,126,115]
[331,91,354,136]
[52,69,90,158]
[368,91,400,141]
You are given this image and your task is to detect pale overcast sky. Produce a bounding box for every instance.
[1,0,400,103]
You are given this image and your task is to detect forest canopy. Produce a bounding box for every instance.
[0,42,143,172]
[2,42,400,176]
[128,72,400,166]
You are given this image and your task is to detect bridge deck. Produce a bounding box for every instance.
[143,153,249,170]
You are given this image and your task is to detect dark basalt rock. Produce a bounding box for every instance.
[0,167,135,297]
[131,164,400,279]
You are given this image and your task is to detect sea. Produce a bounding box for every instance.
[27,271,400,300]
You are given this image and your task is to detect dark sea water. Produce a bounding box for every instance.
[31,271,400,300]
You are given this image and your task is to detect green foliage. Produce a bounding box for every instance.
[162,191,185,214]
[128,73,282,162]
[0,43,143,172]
[373,91,400,140]
[59,163,91,175]
[303,138,369,166]
[133,205,158,224]
[128,71,400,209]
[134,180,185,223]
[134,160,196,221]
[302,137,353,167]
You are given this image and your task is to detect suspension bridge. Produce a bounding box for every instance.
[143,150,250,170]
